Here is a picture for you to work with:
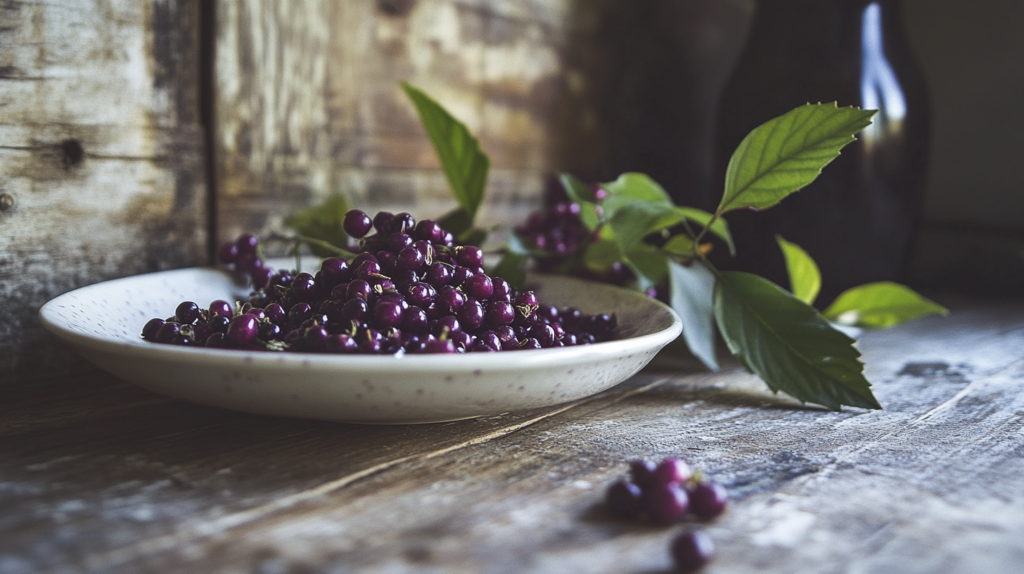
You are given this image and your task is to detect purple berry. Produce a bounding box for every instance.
[289,302,313,325]
[644,482,689,524]
[455,245,484,268]
[388,232,413,252]
[670,531,715,572]
[343,209,373,238]
[350,252,378,270]
[406,282,436,307]
[346,279,372,300]
[629,459,657,488]
[236,233,259,254]
[320,258,350,287]
[486,300,515,327]
[226,315,258,346]
[387,212,415,234]
[155,322,181,344]
[372,211,394,232]
[457,298,486,332]
[343,298,370,321]
[373,300,404,328]
[606,480,643,519]
[264,303,286,325]
[402,306,429,334]
[218,242,239,264]
[356,260,382,280]
[414,219,442,242]
[290,272,317,302]
[397,245,425,271]
[205,332,226,348]
[426,262,454,286]
[653,458,692,486]
[142,318,164,341]
[492,278,512,301]
[463,274,493,300]
[530,323,556,347]
[252,267,274,289]
[688,482,728,520]
[208,315,230,334]
[515,337,543,350]
[436,286,467,315]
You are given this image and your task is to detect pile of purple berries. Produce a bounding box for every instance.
[141,209,618,354]
[607,458,727,571]
[606,457,729,524]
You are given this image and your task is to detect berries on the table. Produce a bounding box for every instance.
[606,457,728,526]
[670,531,715,572]
[606,480,643,519]
[144,209,618,354]
[688,482,729,520]
[645,481,689,525]
[653,458,692,486]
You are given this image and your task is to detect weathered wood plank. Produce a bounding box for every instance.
[0,0,207,379]
[1,300,1023,573]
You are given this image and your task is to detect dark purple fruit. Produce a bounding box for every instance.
[606,480,643,519]
[629,459,657,489]
[218,242,239,264]
[688,482,728,520]
[142,318,165,341]
[226,315,258,346]
[653,458,691,486]
[644,482,689,525]
[670,531,715,572]
[343,209,373,238]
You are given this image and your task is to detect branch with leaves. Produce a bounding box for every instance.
[287,83,947,411]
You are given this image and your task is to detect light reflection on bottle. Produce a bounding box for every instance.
[861,2,906,147]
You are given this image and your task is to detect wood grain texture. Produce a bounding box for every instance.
[0,0,207,378]
[214,0,584,249]
[1,299,1022,573]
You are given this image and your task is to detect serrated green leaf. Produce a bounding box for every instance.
[776,235,821,305]
[675,207,735,256]
[661,235,696,257]
[718,103,876,214]
[823,282,948,328]
[623,244,668,292]
[401,82,490,219]
[669,260,719,371]
[283,194,350,257]
[714,271,881,411]
[583,238,622,272]
[560,172,596,204]
[600,173,672,220]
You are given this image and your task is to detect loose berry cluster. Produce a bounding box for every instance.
[142,210,618,354]
[606,458,728,524]
[517,190,648,293]
[606,458,728,571]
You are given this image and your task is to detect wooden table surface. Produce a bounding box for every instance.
[3,297,1023,573]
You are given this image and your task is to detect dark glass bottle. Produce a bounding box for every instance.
[712,0,929,304]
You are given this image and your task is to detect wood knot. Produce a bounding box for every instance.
[0,193,13,212]
[377,0,415,17]
[60,139,84,168]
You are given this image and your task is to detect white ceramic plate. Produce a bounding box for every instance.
[39,260,681,424]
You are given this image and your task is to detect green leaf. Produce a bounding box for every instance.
[714,271,881,410]
[717,103,876,214]
[437,207,473,237]
[776,235,821,305]
[609,201,679,253]
[283,194,350,257]
[491,252,528,290]
[675,207,735,256]
[623,244,668,292]
[823,282,948,329]
[458,226,488,247]
[661,235,696,257]
[579,202,601,232]
[600,173,672,219]
[401,82,490,219]
[583,238,623,272]
[669,260,719,371]
[559,172,596,204]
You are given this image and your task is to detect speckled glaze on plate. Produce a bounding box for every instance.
[38,259,681,424]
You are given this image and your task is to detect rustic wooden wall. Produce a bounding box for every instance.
[215,0,575,247]
[213,0,753,249]
[0,0,207,378]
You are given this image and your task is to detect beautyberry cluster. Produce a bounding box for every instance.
[517,187,642,290]
[216,233,272,289]
[142,210,618,354]
[606,457,728,525]
[606,457,727,571]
